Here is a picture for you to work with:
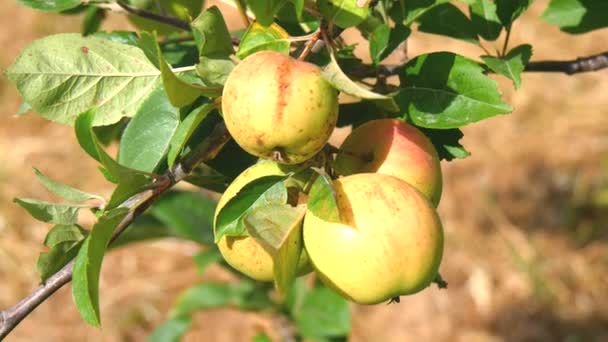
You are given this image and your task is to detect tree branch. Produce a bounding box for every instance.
[0,123,231,340]
[115,0,190,31]
[525,51,608,74]
[348,51,608,79]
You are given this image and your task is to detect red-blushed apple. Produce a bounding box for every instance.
[303,173,444,304]
[222,51,339,164]
[334,119,442,206]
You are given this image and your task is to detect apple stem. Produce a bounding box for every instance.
[433,273,448,289]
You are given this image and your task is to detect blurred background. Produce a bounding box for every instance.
[1,0,607,341]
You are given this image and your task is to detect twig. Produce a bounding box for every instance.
[0,123,231,340]
[525,51,608,75]
[116,0,190,31]
[297,30,322,61]
[348,51,608,79]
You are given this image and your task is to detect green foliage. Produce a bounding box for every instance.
[13,198,84,225]
[482,44,533,89]
[117,85,180,172]
[191,6,236,86]
[17,0,82,12]
[289,281,351,339]
[306,170,341,224]
[237,22,291,59]
[369,23,410,65]
[34,168,102,203]
[8,0,608,339]
[215,176,288,241]
[542,0,608,34]
[470,0,502,41]
[7,34,161,126]
[396,52,512,129]
[245,203,306,292]
[248,0,289,27]
[72,208,129,326]
[417,3,479,45]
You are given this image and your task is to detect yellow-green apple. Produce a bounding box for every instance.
[222,51,339,164]
[334,119,442,206]
[214,160,311,281]
[303,173,443,304]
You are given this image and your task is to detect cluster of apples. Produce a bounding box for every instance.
[214,51,444,305]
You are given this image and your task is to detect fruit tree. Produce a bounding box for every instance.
[1,0,607,340]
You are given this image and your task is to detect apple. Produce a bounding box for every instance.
[303,173,443,304]
[214,160,311,281]
[334,119,442,206]
[222,51,339,164]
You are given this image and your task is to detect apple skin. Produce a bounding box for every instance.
[303,173,443,305]
[214,160,311,281]
[222,51,339,164]
[334,119,442,206]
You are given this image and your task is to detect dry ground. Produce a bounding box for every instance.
[1,1,607,341]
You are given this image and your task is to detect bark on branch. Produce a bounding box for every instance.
[525,51,608,74]
[0,123,231,340]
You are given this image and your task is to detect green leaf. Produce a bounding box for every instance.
[184,163,231,193]
[34,168,102,203]
[151,191,217,245]
[396,52,512,128]
[118,85,180,172]
[75,109,101,162]
[75,109,152,184]
[106,172,153,210]
[148,316,192,342]
[167,102,215,168]
[542,0,608,34]
[196,57,235,87]
[470,0,502,41]
[417,3,480,45]
[43,224,87,248]
[321,51,398,112]
[495,0,532,27]
[169,281,273,319]
[244,204,306,293]
[482,44,532,89]
[295,285,351,338]
[72,208,129,327]
[192,248,223,274]
[191,6,234,57]
[82,6,105,36]
[17,0,82,12]
[16,102,32,116]
[215,176,288,241]
[236,22,290,60]
[289,0,305,19]
[37,239,84,282]
[139,32,221,107]
[110,215,171,248]
[253,332,273,342]
[369,24,411,65]
[14,198,83,224]
[318,0,370,28]
[6,33,161,126]
[248,0,288,26]
[418,128,470,161]
[92,31,140,46]
[306,170,340,224]
[389,0,450,25]
[191,6,236,86]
